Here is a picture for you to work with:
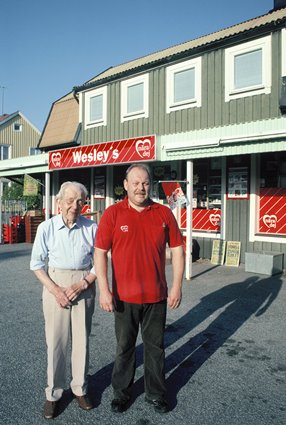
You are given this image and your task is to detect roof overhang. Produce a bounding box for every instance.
[160,117,286,160]
[0,154,49,178]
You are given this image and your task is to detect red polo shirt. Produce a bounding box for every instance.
[95,197,183,304]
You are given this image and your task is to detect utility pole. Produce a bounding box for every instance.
[0,86,6,115]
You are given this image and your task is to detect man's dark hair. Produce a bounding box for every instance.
[125,163,152,182]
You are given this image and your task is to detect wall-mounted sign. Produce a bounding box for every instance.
[48,135,156,170]
[227,167,249,199]
[259,187,286,235]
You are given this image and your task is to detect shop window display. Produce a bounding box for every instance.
[258,153,286,235]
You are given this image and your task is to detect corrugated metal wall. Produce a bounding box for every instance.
[0,115,40,158]
[82,31,282,146]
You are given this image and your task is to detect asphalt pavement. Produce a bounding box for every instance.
[0,242,285,425]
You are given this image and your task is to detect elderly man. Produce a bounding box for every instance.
[30,181,97,420]
[94,163,185,414]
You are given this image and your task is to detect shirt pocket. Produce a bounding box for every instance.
[148,223,167,248]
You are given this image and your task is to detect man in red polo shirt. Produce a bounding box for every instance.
[94,163,185,414]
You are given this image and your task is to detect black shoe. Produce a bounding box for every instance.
[145,397,169,413]
[111,398,129,413]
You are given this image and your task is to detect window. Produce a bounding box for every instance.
[0,145,10,160]
[84,86,107,128]
[29,147,41,155]
[14,123,22,132]
[225,35,271,101]
[121,74,149,122]
[166,57,202,113]
[257,153,286,236]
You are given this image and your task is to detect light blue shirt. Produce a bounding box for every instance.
[30,214,97,272]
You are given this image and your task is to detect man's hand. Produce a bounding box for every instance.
[54,286,72,308]
[167,286,182,309]
[65,283,83,303]
[99,289,114,312]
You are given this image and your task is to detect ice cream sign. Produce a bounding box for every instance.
[48,135,156,170]
[180,208,221,232]
[259,188,286,235]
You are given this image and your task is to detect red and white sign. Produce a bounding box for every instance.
[180,208,221,232]
[259,188,286,235]
[48,135,156,170]
[161,182,188,210]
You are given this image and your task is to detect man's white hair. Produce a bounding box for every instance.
[56,181,88,201]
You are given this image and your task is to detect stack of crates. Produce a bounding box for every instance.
[2,215,25,244]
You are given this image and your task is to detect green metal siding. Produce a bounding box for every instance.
[82,29,283,146]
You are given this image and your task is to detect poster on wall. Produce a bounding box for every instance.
[94,176,105,199]
[227,167,249,199]
[259,187,286,235]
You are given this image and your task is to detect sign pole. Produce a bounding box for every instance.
[186,160,193,280]
[45,172,50,220]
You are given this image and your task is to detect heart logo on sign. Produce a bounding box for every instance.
[135,139,151,159]
[210,214,221,227]
[263,214,277,228]
[51,152,62,168]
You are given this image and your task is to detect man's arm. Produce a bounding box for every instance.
[94,247,114,312]
[167,245,185,309]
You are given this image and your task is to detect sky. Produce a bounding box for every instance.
[0,0,274,132]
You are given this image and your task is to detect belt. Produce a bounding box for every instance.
[48,266,90,272]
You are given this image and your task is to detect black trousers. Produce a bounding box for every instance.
[112,299,167,401]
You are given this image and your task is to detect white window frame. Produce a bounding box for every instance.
[121,74,149,122]
[84,86,107,129]
[225,35,272,102]
[0,144,11,160]
[13,123,22,132]
[166,57,202,113]
[282,28,286,76]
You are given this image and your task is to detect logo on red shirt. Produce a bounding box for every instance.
[120,225,128,232]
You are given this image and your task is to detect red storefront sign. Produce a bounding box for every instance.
[259,188,286,235]
[180,208,221,232]
[48,135,156,170]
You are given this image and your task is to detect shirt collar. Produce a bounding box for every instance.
[122,196,159,210]
[54,214,83,230]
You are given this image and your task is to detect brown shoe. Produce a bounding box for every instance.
[74,394,93,410]
[43,400,58,419]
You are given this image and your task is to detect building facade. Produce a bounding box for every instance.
[2,2,286,268]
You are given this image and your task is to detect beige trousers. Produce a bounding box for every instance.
[43,268,95,401]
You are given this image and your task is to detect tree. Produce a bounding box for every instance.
[2,180,42,210]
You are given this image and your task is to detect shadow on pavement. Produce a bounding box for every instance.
[90,274,282,410]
